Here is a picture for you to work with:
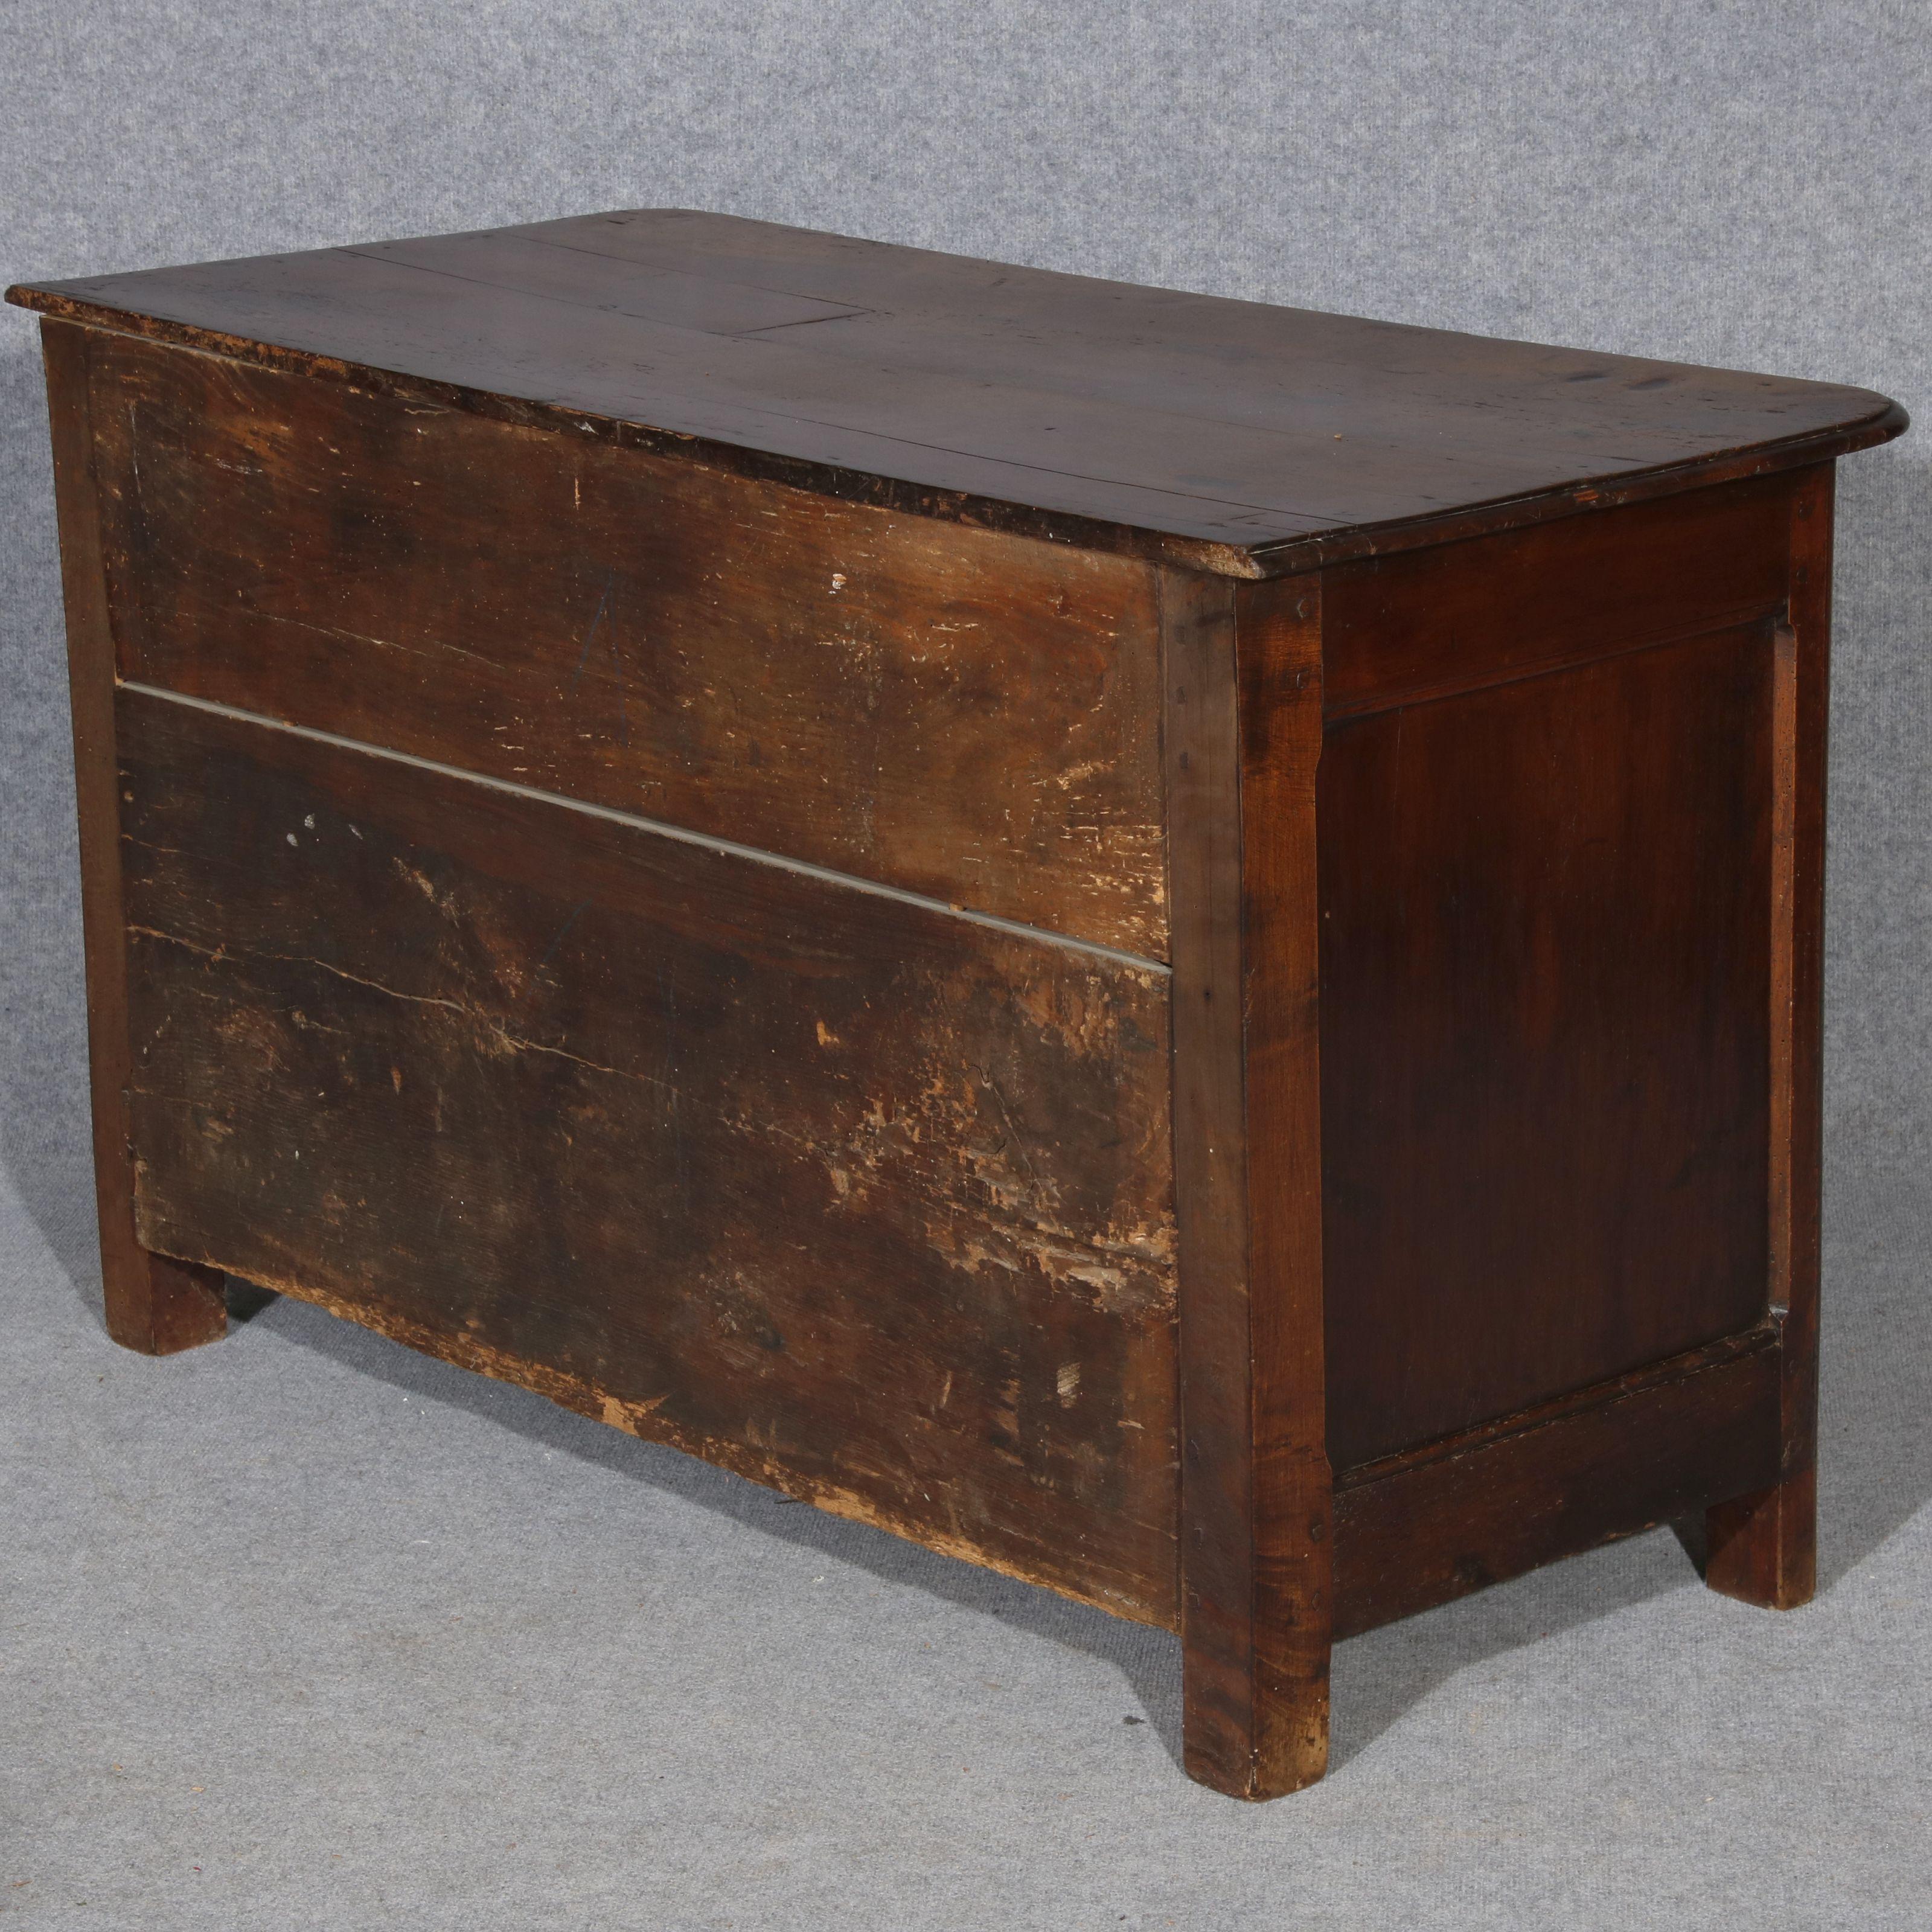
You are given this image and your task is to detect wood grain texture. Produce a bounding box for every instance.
[40,319,226,1354]
[1322,473,1792,721]
[117,685,1181,1620]
[1319,621,1779,1470]
[23,210,1899,1800]
[84,329,1167,959]
[1334,1330,1782,1637]
[1706,464,1833,1610]
[7,210,1907,578]
[1167,571,1331,1800]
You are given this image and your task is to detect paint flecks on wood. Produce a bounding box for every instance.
[85,330,1169,958]
[117,684,1181,1621]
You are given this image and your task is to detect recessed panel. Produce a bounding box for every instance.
[1319,625,1776,1470]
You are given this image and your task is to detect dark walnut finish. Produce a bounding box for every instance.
[10,213,1905,1800]
[12,209,1902,576]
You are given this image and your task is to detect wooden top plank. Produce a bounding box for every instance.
[8,209,1906,578]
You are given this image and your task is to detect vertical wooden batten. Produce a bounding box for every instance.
[41,318,226,1354]
[1706,463,1834,1608]
[1166,568,1332,1799]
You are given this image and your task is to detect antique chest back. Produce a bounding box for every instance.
[8,212,1906,1797]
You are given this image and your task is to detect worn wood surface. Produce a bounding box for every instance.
[1333,1330,1782,1637]
[117,684,1181,1620]
[1706,465,1833,1610]
[7,210,1905,578]
[84,327,1168,958]
[1166,571,1331,1799]
[40,320,226,1353]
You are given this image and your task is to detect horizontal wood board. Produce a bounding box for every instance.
[1332,1332,1782,1636]
[9,211,1905,576]
[1322,472,1793,720]
[115,685,1182,1622]
[80,326,1169,958]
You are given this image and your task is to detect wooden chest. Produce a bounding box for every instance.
[8,213,1906,1799]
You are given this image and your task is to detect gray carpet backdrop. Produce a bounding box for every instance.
[2,4,1926,1926]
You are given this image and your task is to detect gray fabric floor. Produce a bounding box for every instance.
[2,1140,1927,1927]
[4,2,1930,1924]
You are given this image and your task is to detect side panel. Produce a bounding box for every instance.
[1318,490,1791,1473]
[118,686,1180,1622]
[85,328,1169,957]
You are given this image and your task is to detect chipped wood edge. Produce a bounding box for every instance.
[8,290,1906,584]
[5,298,1272,580]
[154,1250,1178,1628]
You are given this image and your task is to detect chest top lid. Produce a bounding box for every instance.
[7,209,1905,579]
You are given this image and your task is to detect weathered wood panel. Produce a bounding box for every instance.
[117,685,1180,1620]
[87,328,1168,957]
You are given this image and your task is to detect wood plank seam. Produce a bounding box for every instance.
[119,681,1173,976]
